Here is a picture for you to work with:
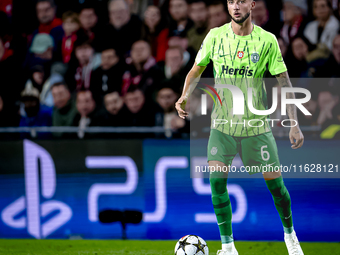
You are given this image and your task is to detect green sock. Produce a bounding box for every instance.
[210,176,233,243]
[265,176,293,234]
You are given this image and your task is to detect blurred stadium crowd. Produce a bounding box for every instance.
[0,0,339,139]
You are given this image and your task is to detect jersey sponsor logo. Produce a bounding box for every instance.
[222,65,254,76]
[251,52,260,63]
[237,51,244,59]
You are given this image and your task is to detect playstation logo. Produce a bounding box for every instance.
[1,140,72,239]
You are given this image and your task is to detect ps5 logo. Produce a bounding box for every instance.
[1,140,72,239]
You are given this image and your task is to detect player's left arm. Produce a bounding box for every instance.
[275,72,304,149]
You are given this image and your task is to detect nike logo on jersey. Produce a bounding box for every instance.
[219,54,230,57]
[218,221,227,225]
[284,214,292,220]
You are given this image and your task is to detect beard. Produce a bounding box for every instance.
[231,11,251,24]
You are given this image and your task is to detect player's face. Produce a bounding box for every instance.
[227,0,254,24]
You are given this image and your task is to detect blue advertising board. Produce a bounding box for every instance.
[0,139,339,241]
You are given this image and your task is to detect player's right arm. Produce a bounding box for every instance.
[175,63,206,119]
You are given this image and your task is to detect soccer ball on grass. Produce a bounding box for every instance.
[174,235,209,255]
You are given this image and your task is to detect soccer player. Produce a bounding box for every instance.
[175,0,305,254]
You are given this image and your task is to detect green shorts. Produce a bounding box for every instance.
[207,129,281,175]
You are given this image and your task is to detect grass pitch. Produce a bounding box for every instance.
[0,239,338,255]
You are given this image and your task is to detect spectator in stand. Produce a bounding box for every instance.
[0,92,20,127]
[285,36,314,77]
[281,0,308,46]
[60,11,80,64]
[187,0,209,52]
[278,37,288,59]
[123,86,163,127]
[304,0,339,51]
[78,5,98,41]
[141,5,164,58]
[98,91,127,126]
[163,46,184,80]
[159,46,188,94]
[51,82,77,126]
[0,36,23,126]
[73,90,100,138]
[0,0,12,17]
[252,0,281,37]
[317,90,339,128]
[23,65,63,107]
[122,40,164,99]
[19,85,52,128]
[156,0,193,62]
[156,86,186,136]
[90,47,126,104]
[65,36,101,92]
[98,0,142,56]
[208,1,230,29]
[297,98,318,127]
[315,34,340,77]
[168,36,195,72]
[25,33,54,78]
[33,0,63,46]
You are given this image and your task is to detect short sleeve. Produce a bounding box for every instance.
[195,29,214,66]
[268,35,287,76]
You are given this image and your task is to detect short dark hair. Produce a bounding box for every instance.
[36,0,55,8]
[62,11,80,24]
[51,82,70,91]
[126,85,144,95]
[209,0,226,8]
[312,0,333,9]
[254,0,267,6]
[188,0,207,6]
[74,35,93,49]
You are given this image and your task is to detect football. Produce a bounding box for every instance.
[174,235,209,255]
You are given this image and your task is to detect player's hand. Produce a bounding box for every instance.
[289,126,304,149]
[175,96,189,119]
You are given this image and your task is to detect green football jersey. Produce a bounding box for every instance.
[196,22,287,137]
